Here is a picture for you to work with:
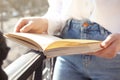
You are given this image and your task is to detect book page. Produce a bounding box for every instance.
[45,43,102,58]
[5,33,61,50]
[46,39,101,50]
[5,33,102,58]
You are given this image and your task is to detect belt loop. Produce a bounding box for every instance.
[80,19,90,39]
[99,24,105,35]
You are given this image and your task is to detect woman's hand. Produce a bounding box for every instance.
[14,17,48,34]
[94,33,120,58]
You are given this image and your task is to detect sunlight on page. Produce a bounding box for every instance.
[46,39,101,50]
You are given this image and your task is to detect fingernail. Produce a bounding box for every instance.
[20,28,25,32]
[100,44,105,48]
[101,42,108,48]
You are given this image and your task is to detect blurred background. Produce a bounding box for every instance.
[0,0,48,71]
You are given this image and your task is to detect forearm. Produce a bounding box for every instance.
[43,13,66,35]
[42,0,66,35]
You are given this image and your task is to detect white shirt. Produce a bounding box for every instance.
[44,0,120,35]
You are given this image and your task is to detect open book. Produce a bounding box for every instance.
[4,33,102,58]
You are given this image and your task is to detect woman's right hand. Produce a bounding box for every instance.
[14,17,48,34]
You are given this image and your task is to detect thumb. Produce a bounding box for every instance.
[101,35,114,48]
[20,21,33,32]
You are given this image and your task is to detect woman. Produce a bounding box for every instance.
[14,0,120,80]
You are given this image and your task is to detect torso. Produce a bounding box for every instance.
[62,0,120,33]
[61,0,94,19]
[93,0,120,33]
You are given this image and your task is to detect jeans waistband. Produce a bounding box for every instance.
[60,19,111,41]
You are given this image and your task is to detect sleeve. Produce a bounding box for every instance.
[43,0,66,35]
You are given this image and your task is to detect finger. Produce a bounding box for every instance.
[95,44,117,59]
[20,21,33,33]
[14,18,28,32]
[101,34,115,48]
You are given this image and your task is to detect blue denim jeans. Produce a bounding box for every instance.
[53,19,120,80]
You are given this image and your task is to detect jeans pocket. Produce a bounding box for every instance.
[61,19,81,39]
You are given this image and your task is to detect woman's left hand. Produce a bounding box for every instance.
[94,33,120,59]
